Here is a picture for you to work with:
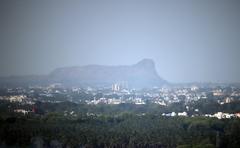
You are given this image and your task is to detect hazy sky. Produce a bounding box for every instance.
[0,0,240,83]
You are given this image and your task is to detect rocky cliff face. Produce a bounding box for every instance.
[49,59,166,88]
[0,59,167,88]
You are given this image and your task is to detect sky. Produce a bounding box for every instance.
[0,0,240,83]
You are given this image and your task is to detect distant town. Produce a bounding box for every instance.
[1,82,240,120]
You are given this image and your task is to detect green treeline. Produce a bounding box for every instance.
[0,113,240,148]
[0,100,240,148]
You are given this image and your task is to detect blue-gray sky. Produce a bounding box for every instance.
[0,0,240,83]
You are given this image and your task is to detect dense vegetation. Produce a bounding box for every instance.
[0,101,240,147]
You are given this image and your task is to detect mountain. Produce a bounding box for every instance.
[49,59,166,88]
[0,59,167,88]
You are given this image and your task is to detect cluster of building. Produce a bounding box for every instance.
[0,95,35,104]
[14,109,31,115]
[205,112,240,119]
[1,83,240,118]
[0,95,26,102]
[85,97,146,105]
[162,112,188,117]
[2,83,239,106]
[161,111,240,120]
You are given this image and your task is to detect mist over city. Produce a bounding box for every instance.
[0,0,240,148]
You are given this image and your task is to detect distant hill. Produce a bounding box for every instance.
[0,59,167,88]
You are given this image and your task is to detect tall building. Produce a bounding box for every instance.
[112,83,120,91]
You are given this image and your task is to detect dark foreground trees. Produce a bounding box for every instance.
[0,113,240,148]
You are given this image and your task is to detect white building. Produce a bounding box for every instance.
[178,112,188,117]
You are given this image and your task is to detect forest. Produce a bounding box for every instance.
[0,101,240,148]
